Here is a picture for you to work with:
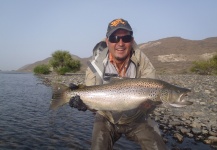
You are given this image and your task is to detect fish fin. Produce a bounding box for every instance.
[69,83,86,90]
[68,83,79,90]
[139,100,162,113]
[50,83,70,110]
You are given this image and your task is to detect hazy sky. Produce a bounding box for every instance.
[1,0,217,71]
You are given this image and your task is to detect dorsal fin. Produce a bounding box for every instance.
[68,83,79,90]
[68,83,86,90]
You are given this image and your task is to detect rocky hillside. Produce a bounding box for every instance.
[139,37,217,74]
[17,37,217,74]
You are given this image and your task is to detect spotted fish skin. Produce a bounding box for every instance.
[50,78,192,111]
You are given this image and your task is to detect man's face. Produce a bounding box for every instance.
[106,29,134,62]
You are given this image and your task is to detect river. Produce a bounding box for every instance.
[0,72,214,150]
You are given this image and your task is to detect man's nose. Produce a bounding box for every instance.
[118,38,124,46]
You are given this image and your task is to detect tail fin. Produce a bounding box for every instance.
[49,83,71,110]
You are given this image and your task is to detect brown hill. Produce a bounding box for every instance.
[17,54,91,73]
[139,37,217,74]
[18,57,52,72]
[17,37,217,74]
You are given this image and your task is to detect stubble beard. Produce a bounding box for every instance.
[115,55,128,62]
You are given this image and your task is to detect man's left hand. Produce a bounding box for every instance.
[69,95,87,111]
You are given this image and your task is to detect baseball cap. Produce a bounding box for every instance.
[106,18,133,37]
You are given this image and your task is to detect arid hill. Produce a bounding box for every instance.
[17,37,217,74]
[139,37,217,74]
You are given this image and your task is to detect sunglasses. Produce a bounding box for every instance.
[108,35,132,43]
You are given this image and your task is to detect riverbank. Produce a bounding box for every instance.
[155,74,217,149]
[39,73,217,149]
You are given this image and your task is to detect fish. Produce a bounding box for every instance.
[50,78,193,111]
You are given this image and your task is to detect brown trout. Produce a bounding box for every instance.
[50,78,192,111]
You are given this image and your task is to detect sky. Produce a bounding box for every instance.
[0,0,217,71]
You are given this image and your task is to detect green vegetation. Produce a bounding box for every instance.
[33,50,81,75]
[191,54,217,75]
[49,50,81,75]
[33,64,50,75]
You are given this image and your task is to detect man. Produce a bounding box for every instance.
[70,18,167,150]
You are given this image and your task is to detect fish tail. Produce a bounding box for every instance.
[49,83,71,110]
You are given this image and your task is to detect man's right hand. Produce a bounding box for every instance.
[69,95,87,111]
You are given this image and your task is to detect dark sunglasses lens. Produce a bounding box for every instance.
[122,35,132,42]
[109,35,132,43]
[109,36,119,43]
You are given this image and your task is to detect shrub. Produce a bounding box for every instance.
[190,54,217,75]
[33,64,50,75]
[56,67,70,75]
[49,50,80,75]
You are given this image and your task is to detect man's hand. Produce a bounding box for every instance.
[69,95,87,111]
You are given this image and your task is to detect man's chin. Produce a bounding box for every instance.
[115,55,128,61]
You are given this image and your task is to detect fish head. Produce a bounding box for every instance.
[160,85,192,107]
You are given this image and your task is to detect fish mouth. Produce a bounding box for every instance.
[169,92,193,107]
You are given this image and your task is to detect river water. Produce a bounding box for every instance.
[0,72,214,150]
